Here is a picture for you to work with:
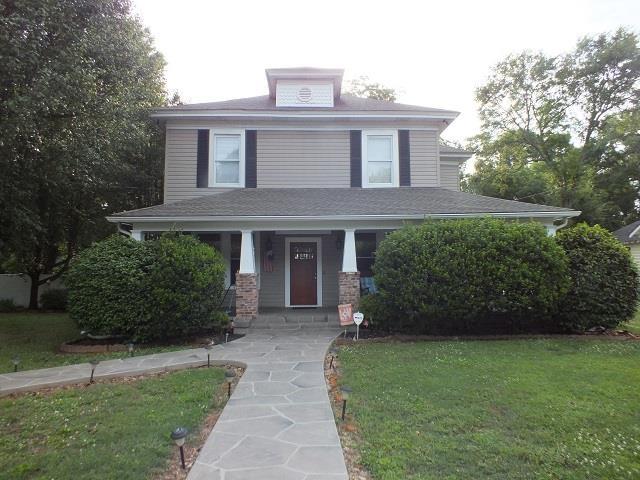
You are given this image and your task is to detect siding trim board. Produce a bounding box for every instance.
[245,130,257,188]
[350,130,362,187]
[196,129,209,188]
[398,130,411,186]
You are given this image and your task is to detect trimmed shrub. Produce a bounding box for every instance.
[373,218,570,333]
[140,232,227,340]
[66,233,228,342]
[40,288,68,310]
[555,224,639,331]
[65,235,154,339]
[0,298,19,313]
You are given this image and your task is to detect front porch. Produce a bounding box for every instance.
[136,227,382,327]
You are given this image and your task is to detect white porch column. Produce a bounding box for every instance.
[342,229,358,273]
[131,230,142,241]
[239,230,256,274]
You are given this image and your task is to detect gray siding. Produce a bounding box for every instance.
[257,131,350,188]
[258,232,340,308]
[164,129,232,203]
[630,244,640,266]
[409,130,438,186]
[440,161,460,191]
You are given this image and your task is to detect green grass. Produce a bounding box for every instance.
[622,309,640,334]
[0,312,191,374]
[0,367,225,479]
[339,339,640,479]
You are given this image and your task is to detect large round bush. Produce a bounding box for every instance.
[373,218,570,333]
[66,233,227,341]
[555,223,639,331]
[65,235,153,338]
[140,232,226,340]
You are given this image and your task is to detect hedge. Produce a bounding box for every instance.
[65,233,227,342]
[371,218,570,333]
[555,223,639,331]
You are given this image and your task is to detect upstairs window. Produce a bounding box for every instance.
[210,130,245,187]
[362,130,398,187]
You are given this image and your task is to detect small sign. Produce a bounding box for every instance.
[338,304,353,327]
[353,312,364,326]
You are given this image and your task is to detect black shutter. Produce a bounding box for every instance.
[350,130,362,187]
[196,129,209,188]
[398,130,411,186]
[245,130,257,188]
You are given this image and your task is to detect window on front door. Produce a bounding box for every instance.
[362,131,398,187]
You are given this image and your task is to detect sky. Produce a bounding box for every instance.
[131,0,639,145]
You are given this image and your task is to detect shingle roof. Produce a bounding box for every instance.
[153,94,458,116]
[613,220,640,245]
[110,188,577,219]
[440,144,473,155]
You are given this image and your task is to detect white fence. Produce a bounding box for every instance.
[0,274,64,308]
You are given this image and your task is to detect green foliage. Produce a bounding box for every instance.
[0,0,170,308]
[39,288,68,311]
[0,299,19,313]
[141,233,227,340]
[65,234,227,341]
[359,293,396,331]
[373,218,569,333]
[555,224,640,331]
[65,235,153,339]
[464,29,640,228]
[345,76,398,102]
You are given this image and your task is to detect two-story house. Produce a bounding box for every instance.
[108,67,579,326]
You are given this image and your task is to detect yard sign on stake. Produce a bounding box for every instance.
[338,304,353,337]
[353,312,364,341]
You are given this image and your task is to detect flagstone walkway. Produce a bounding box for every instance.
[0,329,348,480]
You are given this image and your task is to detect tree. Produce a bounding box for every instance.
[0,0,169,308]
[464,29,640,228]
[346,76,397,102]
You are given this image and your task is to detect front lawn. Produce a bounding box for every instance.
[338,339,640,479]
[622,309,640,334]
[0,312,193,374]
[0,367,225,479]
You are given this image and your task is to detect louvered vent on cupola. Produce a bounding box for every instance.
[266,67,344,108]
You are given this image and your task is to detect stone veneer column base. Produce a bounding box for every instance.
[338,271,360,310]
[235,273,258,321]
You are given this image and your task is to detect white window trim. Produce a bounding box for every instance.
[209,129,245,188]
[284,237,323,308]
[361,130,399,188]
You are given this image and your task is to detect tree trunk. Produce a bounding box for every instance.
[28,272,40,310]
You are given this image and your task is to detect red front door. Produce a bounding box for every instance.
[290,242,317,306]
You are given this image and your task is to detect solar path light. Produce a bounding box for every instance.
[224,369,236,398]
[204,341,214,367]
[170,427,188,469]
[89,359,100,384]
[340,386,352,421]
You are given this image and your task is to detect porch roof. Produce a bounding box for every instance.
[109,187,579,221]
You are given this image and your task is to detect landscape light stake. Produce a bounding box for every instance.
[224,369,236,398]
[11,357,20,372]
[89,359,100,384]
[328,348,337,370]
[170,427,188,469]
[225,332,229,344]
[127,343,135,357]
[340,386,352,421]
[204,342,214,367]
